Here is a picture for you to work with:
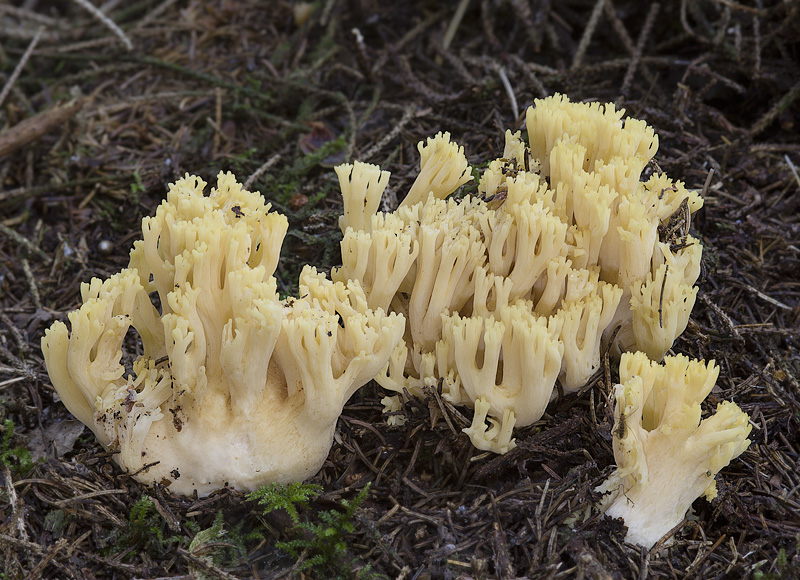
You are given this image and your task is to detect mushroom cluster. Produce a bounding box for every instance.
[597,352,751,548]
[42,172,405,496]
[334,94,706,453]
[332,93,751,547]
[40,95,751,547]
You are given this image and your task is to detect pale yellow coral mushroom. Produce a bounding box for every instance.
[526,93,658,178]
[442,303,564,453]
[336,160,391,234]
[401,131,472,209]
[333,94,708,454]
[551,281,623,394]
[42,172,405,497]
[596,352,751,548]
[333,218,419,313]
[628,264,699,361]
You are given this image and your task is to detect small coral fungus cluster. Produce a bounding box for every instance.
[333,94,750,547]
[334,95,706,453]
[598,352,751,547]
[42,173,404,497]
[42,94,750,548]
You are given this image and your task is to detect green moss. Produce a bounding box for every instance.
[248,483,378,578]
[108,495,183,559]
[0,420,33,477]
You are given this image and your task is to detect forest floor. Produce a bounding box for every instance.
[0,1,799,578]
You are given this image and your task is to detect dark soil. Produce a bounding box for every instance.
[0,1,798,578]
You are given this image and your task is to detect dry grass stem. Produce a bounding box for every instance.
[70,0,132,51]
[572,0,607,70]
[0,26,44,109]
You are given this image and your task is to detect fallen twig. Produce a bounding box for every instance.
[0,98,84,158]
[0,26,45,108]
